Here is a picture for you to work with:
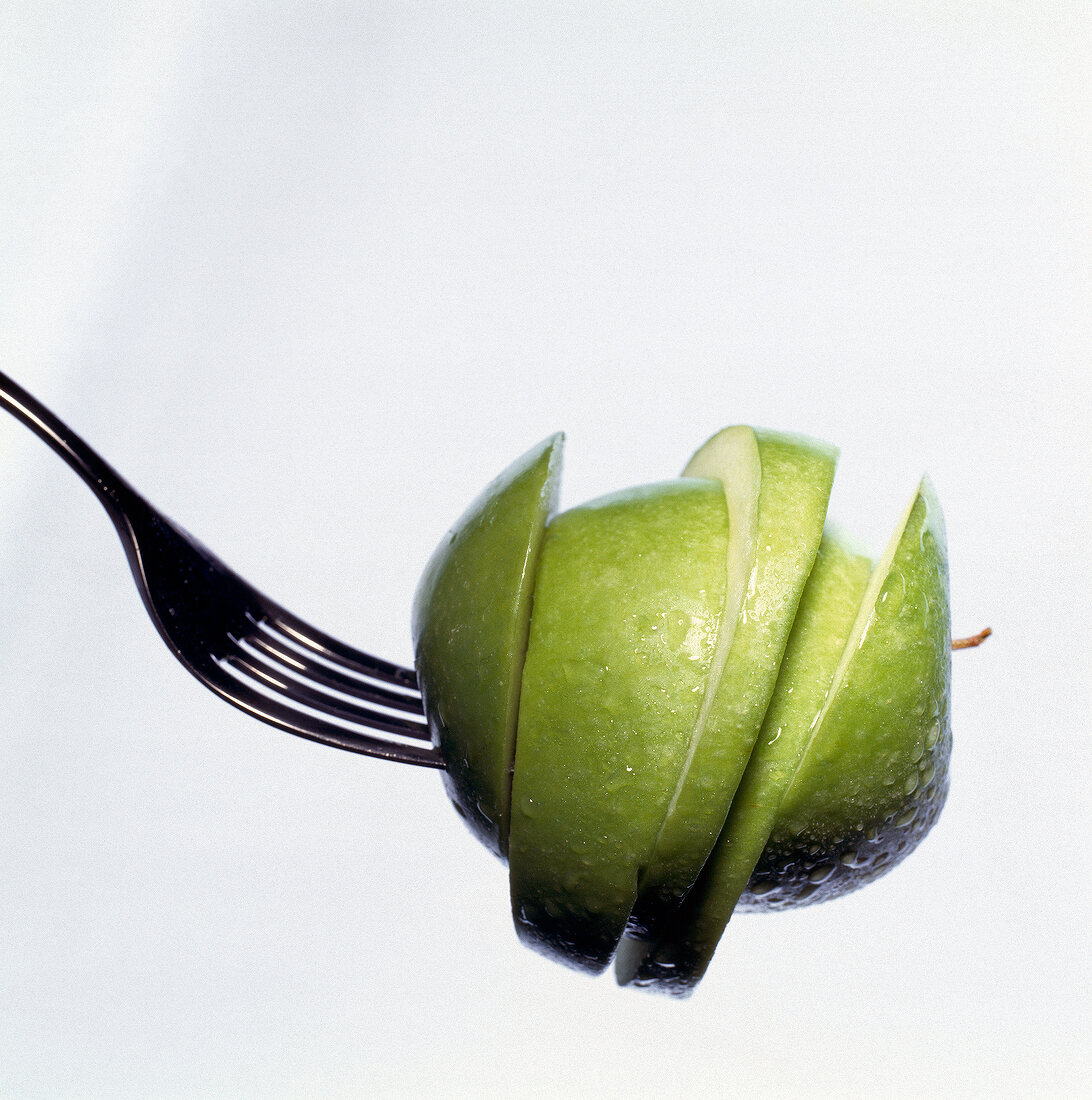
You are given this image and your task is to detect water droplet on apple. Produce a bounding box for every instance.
[925,719,941,749]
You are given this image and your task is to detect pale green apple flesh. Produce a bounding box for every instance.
[413,428,954,991]
[411,434,562,857]
[508,479,729,972]
[630,428,837,936]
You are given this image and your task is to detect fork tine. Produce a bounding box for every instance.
[245,630,423,714]
[223,650,432,741]
[213,665,443,767]
[265,610,420,692]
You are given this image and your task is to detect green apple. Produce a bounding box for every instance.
[508,479,729,972]
[630,428,837,936]
[618,480,950,994]
[412,428,955,993]
[412,434,562,857]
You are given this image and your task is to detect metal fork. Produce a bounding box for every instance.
[0,370,441,768]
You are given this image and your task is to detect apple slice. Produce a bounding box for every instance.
[508,479,730,972]
[629,428,837,935]
[616,530,872,990]
[619,479,951,994]
[412,434,562,858]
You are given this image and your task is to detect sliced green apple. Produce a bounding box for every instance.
[508,479,729,972]
[620,479,951,994]
[629,428,837,935]
[413,428,957,992]
[411,434,562,858]
[616,530,872,991]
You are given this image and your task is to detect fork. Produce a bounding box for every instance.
[0,370,442,768]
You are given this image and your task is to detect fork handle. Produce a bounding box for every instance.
[0,369,140,535]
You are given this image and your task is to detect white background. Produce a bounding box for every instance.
[1,4,1089,1097]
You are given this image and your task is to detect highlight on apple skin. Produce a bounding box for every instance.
[412,427,952,995]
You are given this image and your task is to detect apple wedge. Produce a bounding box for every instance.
[508,479,730,972]
[619,479,951,994]
[412,434,562,857]
[629,428,837,935]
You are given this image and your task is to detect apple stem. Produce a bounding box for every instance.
[952,627,992,650]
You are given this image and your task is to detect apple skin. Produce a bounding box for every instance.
[620,480,950,994]
[412,434,562,858]
[508,479,729,972]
